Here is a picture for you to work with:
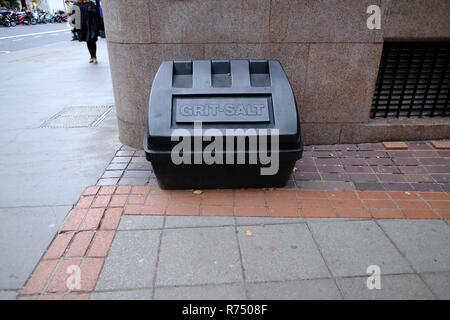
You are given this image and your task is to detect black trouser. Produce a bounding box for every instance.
[87,40,97,59]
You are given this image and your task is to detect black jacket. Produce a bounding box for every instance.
[74,2,99,42]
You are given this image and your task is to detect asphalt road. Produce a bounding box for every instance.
[0,23,72,52]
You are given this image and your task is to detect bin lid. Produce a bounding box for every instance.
[147,59,301,151]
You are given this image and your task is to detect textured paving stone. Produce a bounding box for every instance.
[118,216,164,230]
[248,279,341,300]
[378,220,450,273]
[101,171,123,179]
[122,171,152,178]
[371,166,401,174]
[348,174,378,183]
[354,183,385,191]
[154,283,246,300]
[294,172,321,180]
[106,163,128,171]
[97,178,120,186]
[420,272,450,299]
[309,221,412,277]
[337,274,434,300]
[406,142,432,150]
[156,227,242,286]
[99,140,448,192]
[411,183,443,192]
[95,230,160,290]
[237,224,329,282]
[384,183,414,191]
[91,289,153,300]
[118,178,149,186]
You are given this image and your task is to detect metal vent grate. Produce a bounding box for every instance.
[41,106,112,128]
[371,42,450,118]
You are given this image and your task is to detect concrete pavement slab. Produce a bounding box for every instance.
[118,216,164,230]
[0,291,18,300]
[235,217,305,225]
[308,220,413,277]
[247,279,342,300]
[378,220,450,273]
[0,113,120,207]
[156,227,242,286]
[95,230,160,291]
[165,216,235,228]
[154,283,246,300]
[91,289,153,300]
[237,224,330,282]
[0,39,119,207]
[0,206,70,290]
[420,272,450,300]
[337,274,435,299]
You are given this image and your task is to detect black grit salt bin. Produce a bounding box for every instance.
[144,60,303,189]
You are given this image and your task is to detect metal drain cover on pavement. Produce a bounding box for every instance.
[41,106,112,128]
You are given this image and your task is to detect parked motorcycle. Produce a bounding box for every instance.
[35,9,48,24]
[0,13,11,27]
[13,9,36,25]
[0,9,15,27]
[51,10,67,23]
[44,12,52,23]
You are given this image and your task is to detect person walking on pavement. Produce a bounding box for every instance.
[65,1,77,41]
[73,0,100,64]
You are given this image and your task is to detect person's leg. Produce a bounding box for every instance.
[91,40,97,59]
[90,40,97,63]
[87,40,97,61]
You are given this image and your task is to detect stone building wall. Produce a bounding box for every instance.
[102,0,450,148]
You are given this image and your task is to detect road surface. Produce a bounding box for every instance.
[0,23,72,52]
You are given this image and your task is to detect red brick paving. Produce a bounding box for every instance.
[87,231,116,257]
[202,205,234,216]
[142,205,166,215]
[43,232,74,260]
[80,208,105,230]
[60,208,87,232]
[20,260,59,295]
[370,208,406,219]
[98,186,116,195]
[66,293,91,300]
[302,207,336,218]
[46,259,82,293]
[82,186,100,196]
[77,258,104,292]
[335,207,371,218]
[17,184,450,300]
[100,208,123,229]
[65,231,95,257]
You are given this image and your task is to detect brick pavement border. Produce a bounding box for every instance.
[16,184,450,300]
